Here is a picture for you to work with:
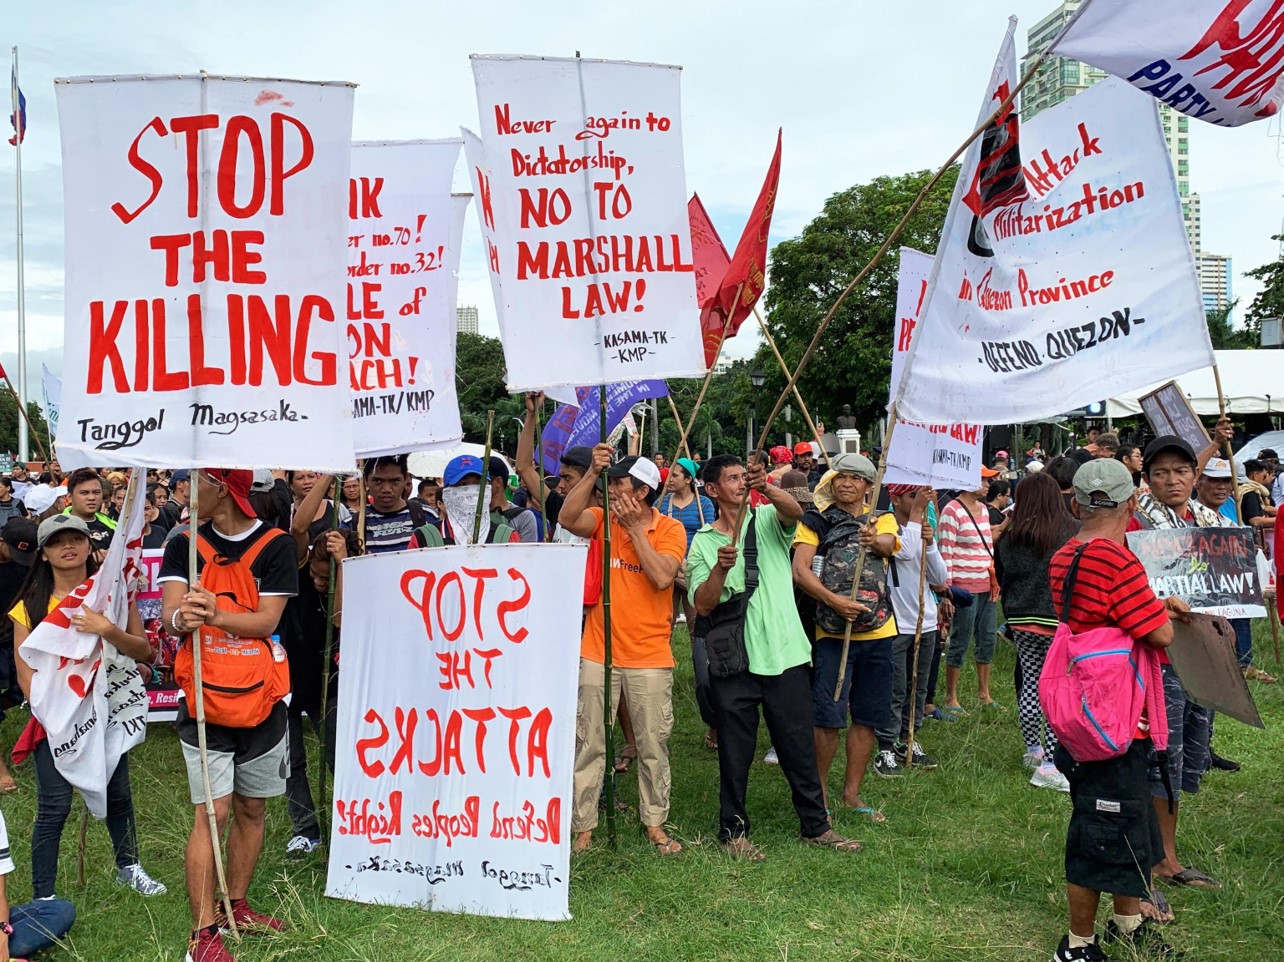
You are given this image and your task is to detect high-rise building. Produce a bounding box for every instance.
[456,306,479,336]
[1021,1,1193,249]
[1199,253,1233,316]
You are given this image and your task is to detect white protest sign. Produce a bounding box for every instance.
[349,141,468,456]
[1051,0,1284,127]
[54,75,356,470]
[20,475,150,818]
[41,365,61,438]
[326,542,584,921]
[884,247,982,489]
[896,23,1213,426]
[468,55,706,390]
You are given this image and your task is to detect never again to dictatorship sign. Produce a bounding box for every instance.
[55,74,357,470]
[466,55,706,390]
[327,543,584,921]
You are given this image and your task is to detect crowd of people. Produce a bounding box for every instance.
[0,403,1274,961]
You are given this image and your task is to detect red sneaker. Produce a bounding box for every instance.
[214,899,285,936]
[186,926,235,962]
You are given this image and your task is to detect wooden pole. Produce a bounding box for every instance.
[904,497,932,767]
[315,478,341,848]
[752,305,831,468]
[669,285,744,466]
[666,396,695,461]
[0,374,48,464]
[534,397,552,542]
[357,460,368,547]
[599,384,617,847]
[1269,594,1282,665]
[188,479,238,940]
[76,802,88,885]
[473,411,495,544]
[1212,365,1244,523]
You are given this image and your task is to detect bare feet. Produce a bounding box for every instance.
[572,831,592,854]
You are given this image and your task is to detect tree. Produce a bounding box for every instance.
[454,333,516,444]
[761,167,960,435]
[1206,302,1254,350]
[1244,235,1284,339]
[0,389,49,460]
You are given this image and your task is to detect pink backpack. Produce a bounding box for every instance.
[1039,543,1169,763]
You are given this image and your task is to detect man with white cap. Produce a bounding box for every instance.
[558,447,687,856]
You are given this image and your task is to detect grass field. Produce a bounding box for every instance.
[5,624,1284,961]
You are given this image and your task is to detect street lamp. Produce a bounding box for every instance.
[750,369,766,388]
[747,370,766,453]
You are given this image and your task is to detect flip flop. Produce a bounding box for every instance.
[980,700,1007,712]
[723,837,766,862]
[1157,867,1221,890]
[613,748,638,773]
[801,829,862,853]
[849,806,887,824]
[1141,887,1175,924]
[943,705,969,716]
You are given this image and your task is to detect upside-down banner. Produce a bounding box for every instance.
[348,140,468,456]
[326,543,585,921]
[54,74,357,470]
[895,21,1213,425]
[466,55,705,390]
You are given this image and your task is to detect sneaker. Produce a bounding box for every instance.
[763,746,779,765]
[1023,747,1045,770]
[214,899,284,936]
[1052,934,1107,962]
[116,862,167,896]
[286,834,322,857]
[873,749,903,778]
[187,926,235,962]
[1209,751,1241,772]
[1103,919,1185,958]
[1030,761,1071,793]
[897,741,938,770]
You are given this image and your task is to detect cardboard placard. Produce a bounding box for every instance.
[1138,380,1210,453]
[1129,527,1265,618]
[1168,613,1264,729]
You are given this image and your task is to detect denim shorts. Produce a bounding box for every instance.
[945,594,997,668]
[811,635,894,730]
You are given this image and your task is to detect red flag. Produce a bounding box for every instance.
[688,194,732,367]
[714,129,782,344]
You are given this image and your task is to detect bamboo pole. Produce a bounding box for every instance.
[187,479,239,940]
[904,494,932,767]
[669,285,744,466]
[752,305,831,469]
[1212,365,1244,523]
[473,411,495,544]
[599,385,617,847]
[534,397,552,542]
[316,478,342,847]
[666,396,695,462]
[357,461,368,547]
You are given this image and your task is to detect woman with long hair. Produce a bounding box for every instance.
[9,515,166,900]
[287,470,352,555]
[340,475,365,515]
[994,472,1078,793]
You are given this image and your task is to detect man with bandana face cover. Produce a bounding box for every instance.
[409,456,520,547]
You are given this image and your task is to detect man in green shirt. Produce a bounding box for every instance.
[688,454,862,861]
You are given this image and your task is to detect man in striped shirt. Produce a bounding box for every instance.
[937,467,1003,713]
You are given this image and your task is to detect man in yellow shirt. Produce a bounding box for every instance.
[792,453,900,822]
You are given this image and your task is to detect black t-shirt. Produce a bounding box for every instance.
[141,524,167,550]
[281,574,340,714]
[987,505,1005,527]
[0,561,26,649]
[158,520,298,597]
[1242,491,1268,524]
[85,516,115,551]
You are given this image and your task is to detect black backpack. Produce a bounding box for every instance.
[803,505,896,635]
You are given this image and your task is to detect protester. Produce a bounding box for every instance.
[360,455,429,554]
[937,468,1003,713]
[486,456,539,542]
[791,453,900,814]
[985,479,1011,541]
[1238,459,1276,531]
[21,485,64,524]
[159,469,297,962]
[288,470,351,542]
[0,802,76,959]
[10,514,166,906]
[1127,436,1226,892]
[0,520,33,795]
[282,528,359,857]
[1082,426,1101,454]
[767,446,793,486]
[1092,433,1119,459]
[1115,443,1144,490]
[875,484,947,773]
[63,468,116,557]
[1048,458,1184,962]
[163,469,192,527]
[408,456,522,547]
[1047,456,1080,514]
[0,480,23,528]
[8,466,30,502]
[689,454,861,859]
[994,472,1077,792]
[407,479,440,520]
[339,475,365,515]
[140,490,168,549]
[792,442,822,486]
[558,448,685,856]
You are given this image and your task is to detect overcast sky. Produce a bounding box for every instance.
[2,0,1282,381]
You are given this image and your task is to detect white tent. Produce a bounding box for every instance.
[1106,350,1284,418]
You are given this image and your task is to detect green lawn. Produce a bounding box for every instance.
[7,624,1284,961]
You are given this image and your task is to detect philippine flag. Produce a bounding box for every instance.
[9,66,25,146]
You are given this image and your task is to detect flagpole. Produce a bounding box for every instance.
[11,47,28,464]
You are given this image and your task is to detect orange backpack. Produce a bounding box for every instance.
[173,528,292,728]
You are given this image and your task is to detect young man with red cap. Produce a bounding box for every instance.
[159,469,298,962]
[792,442,822,487]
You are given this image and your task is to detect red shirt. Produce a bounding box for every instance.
[1048,537,1168,640]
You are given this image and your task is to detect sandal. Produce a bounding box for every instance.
[613,747,638,773]
[848,806,887,824]
[647,831,683,856]
[1157,867,1221,890]
[943,705,969,716]
[980,700,1007,712]
[1141,887,1175,924]
[722,837,766,862]
[0,777,17,794]
[703,729,719,751]
[802,829,862,853]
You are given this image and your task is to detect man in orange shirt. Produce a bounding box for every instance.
[559,445,687,856]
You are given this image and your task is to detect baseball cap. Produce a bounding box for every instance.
[1201,457,1233,479]
[994,449,1009,459]
[1142,435,1197,474]
[36,513,91,549]
[1072,458,1137,509]
[607,455,661,491]
[1,517,38,565]
[1026,460,1045,473]
[204,469,255,518]
[23,484,60,515]
[830,452,877,482]
[980,465,1000,478]
[250,468,275,493]
[793,442,814,457]
[487,455,511,482]
[559,446,593,471]
[443,455,485,487]
[170,469,191,484]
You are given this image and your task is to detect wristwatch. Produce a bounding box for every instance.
[0,919,13,935]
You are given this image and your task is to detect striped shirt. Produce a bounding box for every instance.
[1048,537,1168,640]
[937,498,993,592]
[657,493,716,552]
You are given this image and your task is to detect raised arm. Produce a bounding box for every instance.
[291,473,334,564]
[558,444,612,539]
[516,392,549,512]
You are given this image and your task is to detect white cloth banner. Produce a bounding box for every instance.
[896,23,1213,426]
[885,247,982,490]
[1051,0,1284,127]
[467,55,706,390]
[54,74,357,471]
[326,542,584,921]
[21,474,150,818]
[41,365,61,438]
[349,141,468,457]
